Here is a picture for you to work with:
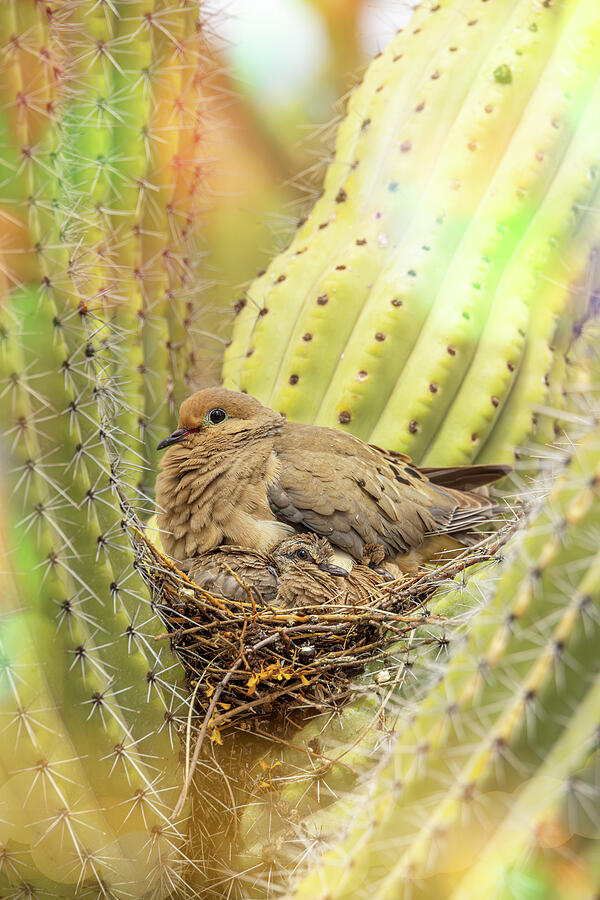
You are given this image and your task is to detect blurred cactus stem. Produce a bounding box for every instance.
[0,1,213,896]
[224,0,600,465]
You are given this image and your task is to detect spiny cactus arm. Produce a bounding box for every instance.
[223,0,519,410]
[0,3,215,894]
[447,672,600,900]
[287,416,600,899]
[224,0,599,468]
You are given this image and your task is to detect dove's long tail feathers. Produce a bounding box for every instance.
[420,463,511,491]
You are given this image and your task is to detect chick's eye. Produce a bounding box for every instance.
[206,407,227,426]
[295,548,309,560]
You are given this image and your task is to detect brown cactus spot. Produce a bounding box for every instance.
[391,297,403,307]
[296,216,307,228]
[507,361,515,371]
[471,434,478,443]
[338,411,351,424]
[258,307,269,317]
[289,374,299,385]
[336,265,346,270]
[449,46,458,52]
[415,102,425,112]
[536,151,544,162]
[400,140,412,153]
[375,332,386,342]
[413,28,421,35]
[491,396,499,407]
[485,104,494,114]
[302,332,313,342]
[335,188,347,203]
[234,298,246,314]
[393,54,403,62]
[316,294,329,305]
[447,345,456,356]
[429,382,438,393]
[376,84,385,93]
[257,268,266,276]
[468,19,478,25]
[408,420,418,434]
[431,70,440,80]
[275,274,286,283]
[356,238,367,245]
[361,118,371,131]
[431,3,441,9]
[468,141,477,151]
[357,370,368,382]
[245,348,254,358]
[318,221,329,230]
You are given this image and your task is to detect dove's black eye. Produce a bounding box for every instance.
[295,548,309,561]
[205,407,228,426]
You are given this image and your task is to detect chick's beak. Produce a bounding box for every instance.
[318,561,349,577]
[156,428,188,451]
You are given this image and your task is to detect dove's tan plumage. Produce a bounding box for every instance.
[155,388,509,571]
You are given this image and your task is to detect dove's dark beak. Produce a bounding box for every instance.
[156,428,187,451]
[318,561,349,577]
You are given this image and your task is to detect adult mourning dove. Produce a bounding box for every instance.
[186,534,388,610]
[155,387,509,572]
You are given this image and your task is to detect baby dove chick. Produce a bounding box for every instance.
[185,545,279,605]
[185,535,388,610]
[271,533,389,609]
[155,387,510,572]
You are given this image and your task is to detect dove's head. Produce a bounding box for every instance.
[271,534,349,578]
[156,387,284,454]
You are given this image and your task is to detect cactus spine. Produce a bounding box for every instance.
[0,2,212,895]
[223,0,600,465]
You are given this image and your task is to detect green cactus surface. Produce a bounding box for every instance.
[0,1,212,895]
[223,0,600,466]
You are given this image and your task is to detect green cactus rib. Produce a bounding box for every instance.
[285,418,600,899]
[224,0,600,466]
[447,673,600,900]
[0,1,215,895]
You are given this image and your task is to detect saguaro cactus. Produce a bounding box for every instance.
[224,0,600,466]
[0,1,212,895]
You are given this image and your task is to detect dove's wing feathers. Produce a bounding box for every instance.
[268,424,498,560]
